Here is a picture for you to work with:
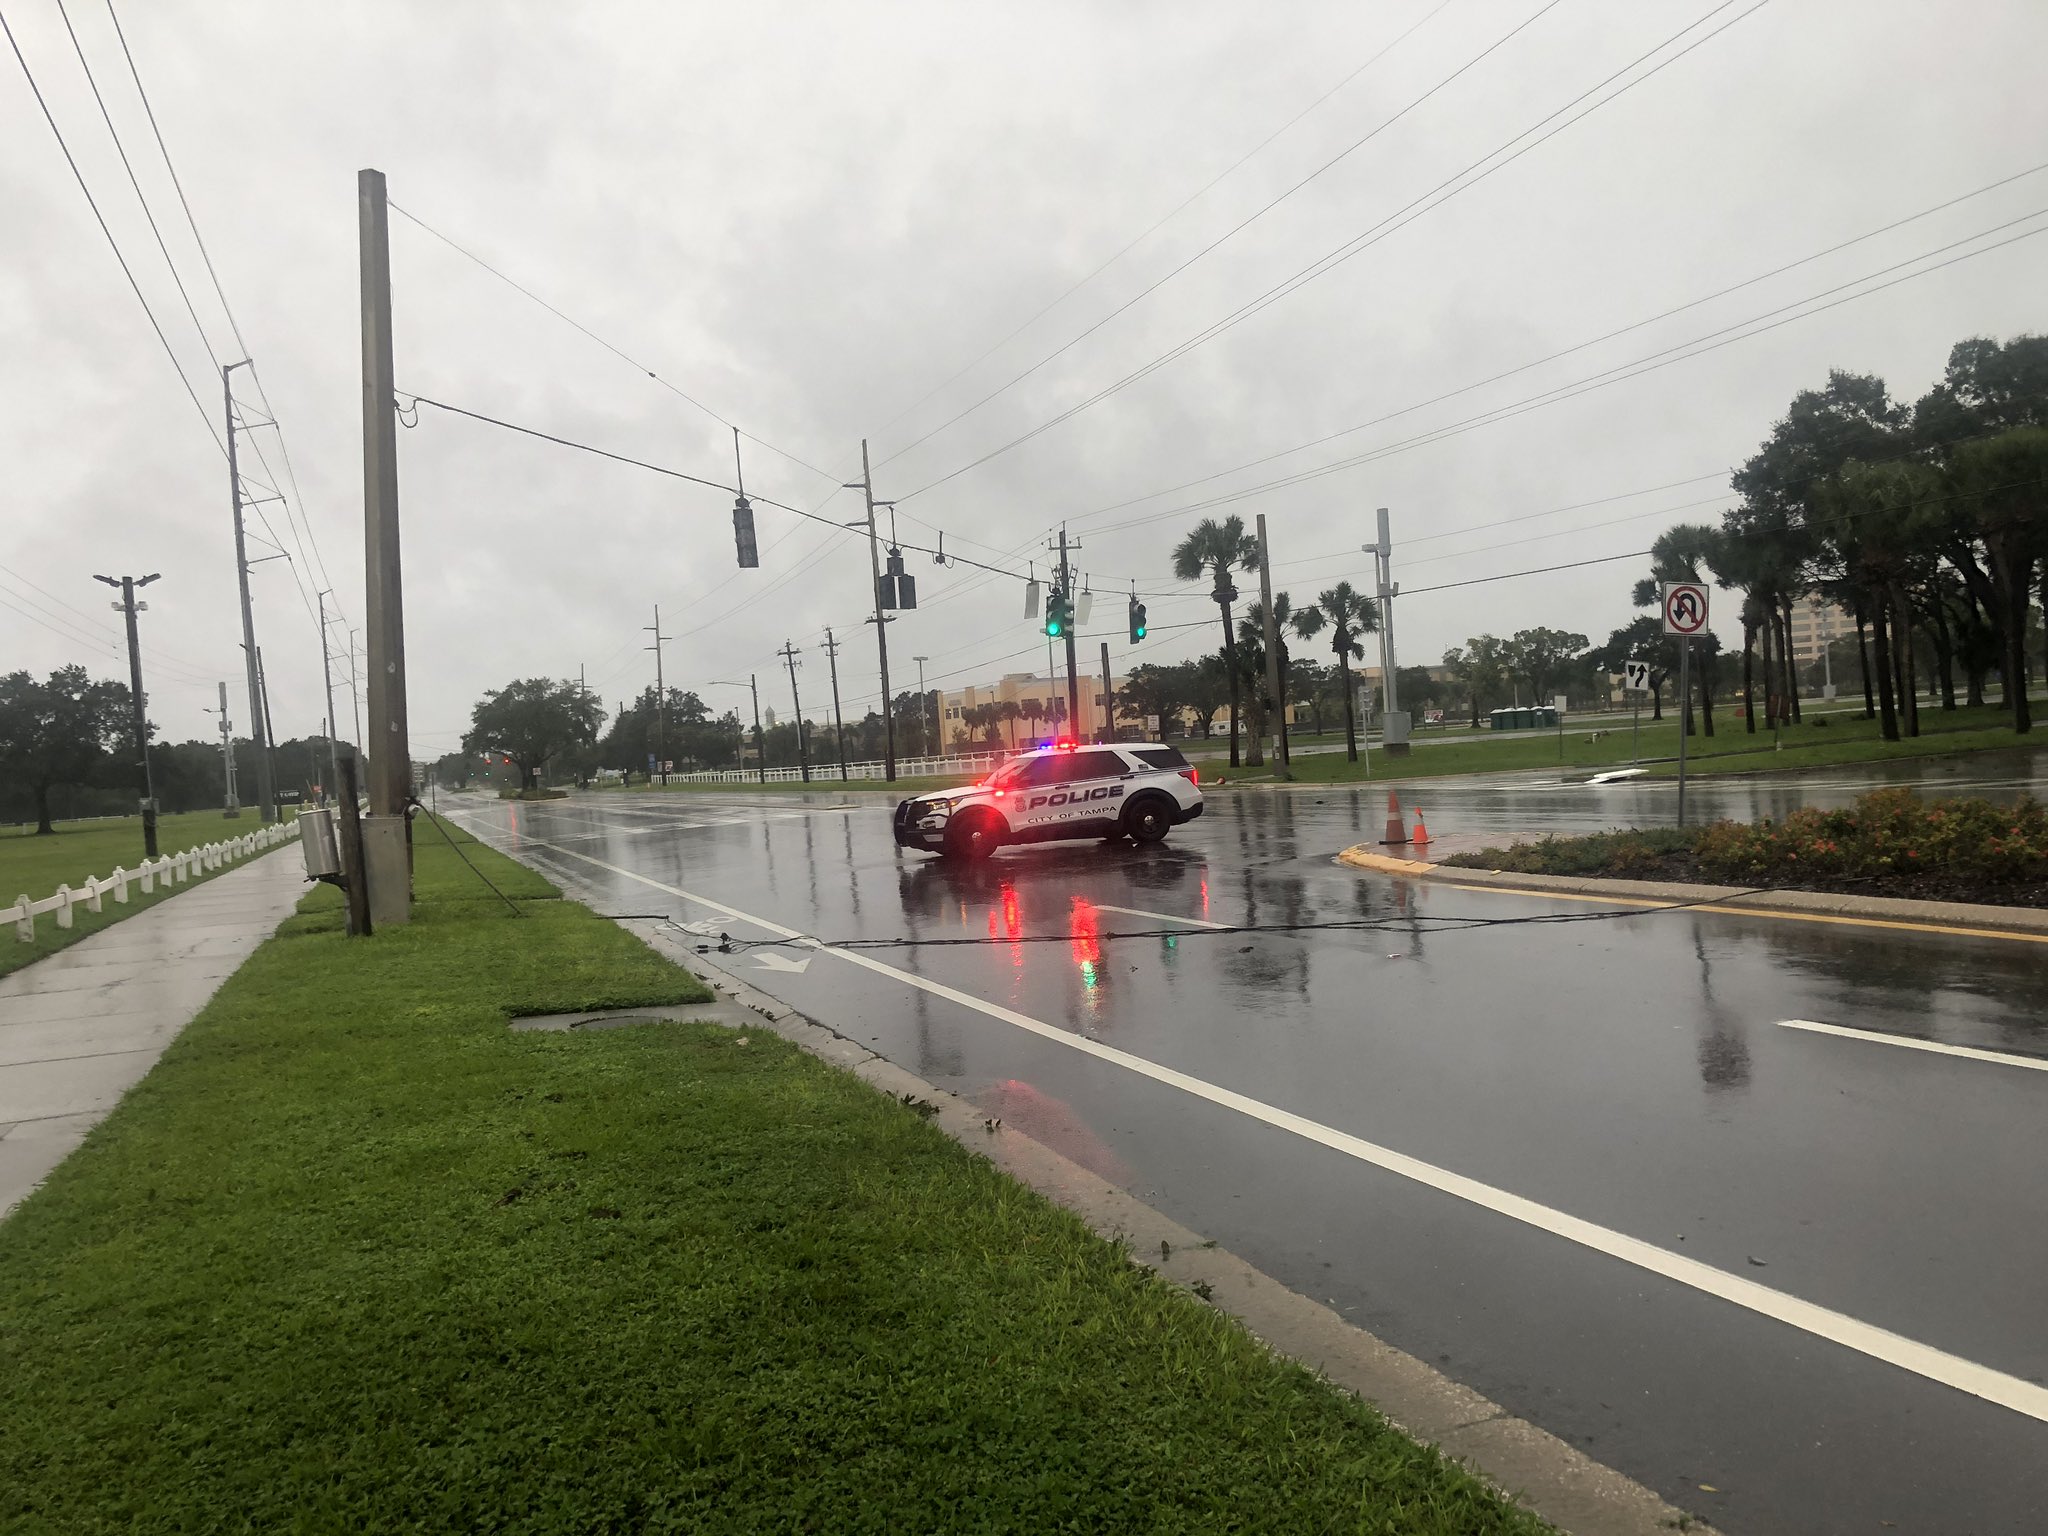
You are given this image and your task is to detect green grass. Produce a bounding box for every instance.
[0,809,289,978]
[0,827,1549,1534]
[1192,702,2044,787]
[595,772,976,796]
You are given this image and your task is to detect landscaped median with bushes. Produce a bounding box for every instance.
[0,822,1546,1533]
[1442,789,2048,909]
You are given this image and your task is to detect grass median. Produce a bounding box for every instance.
[0,809,284,978]
[1188,702,2043,787]
[0,821,1547,1533]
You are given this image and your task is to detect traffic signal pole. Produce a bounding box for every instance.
[1057,525,1080,732]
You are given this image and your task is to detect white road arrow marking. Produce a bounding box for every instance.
[678,919,724,936]
[752,950,812,974]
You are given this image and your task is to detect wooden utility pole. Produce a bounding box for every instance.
[823,629,849,781]
[224,360,276,823]
[95,572,161,857]
[779,641,809,782]
[359,168,411,923]
[1057,526,1080,731]
[645,606,670,784]
[1099,642,1115,743]
[848,441,897,781]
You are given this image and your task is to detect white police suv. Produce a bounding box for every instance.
[892,741,1204,859]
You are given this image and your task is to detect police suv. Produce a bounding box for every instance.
[892,741,1204,859]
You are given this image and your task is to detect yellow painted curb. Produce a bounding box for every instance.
[1336,846,1438,876]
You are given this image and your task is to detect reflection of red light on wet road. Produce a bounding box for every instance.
[1199,877,1209,919]
[1001,883,1022,939]
[1070,897,1102,982]
[978,1078,1130,1185]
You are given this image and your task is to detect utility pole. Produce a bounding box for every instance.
[1255,513,1289,776]
[1363,506,1409,756]
[912,655,932,759]
[359,167,410,924]
[256,646,278,800]
[749,674,764,783]
[345,627,364,752]
[1055,526,1080,731]
[778,641,810,782]
[94,572,160,857]
[846,441,897,782]
[822,629,849,782]
[644,606,670,784]
[1099,642,1116,743]
[317,590,341,803]
[223,359,276,823]
[207,681,239,815]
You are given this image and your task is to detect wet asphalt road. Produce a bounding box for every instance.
[445,756,2048,1536]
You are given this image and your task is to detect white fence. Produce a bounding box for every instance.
[5,820,296,944]
[671,750,1006,785]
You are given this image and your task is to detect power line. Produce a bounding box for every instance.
[386,198,841,488]
[2,5,223,454]
[1067,158,2048,534]
[1075,211,2048,541]
[875,0,1572,475]
[860,0,1454,453]
[103,0,346,625]
[901,0,1769,502]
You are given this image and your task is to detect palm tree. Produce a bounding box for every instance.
[1633,523,1720,738]
[1171,515,1259,767]
[997,699,1022,748]
[1290,581,1376,761]
[1021,697,1045,744]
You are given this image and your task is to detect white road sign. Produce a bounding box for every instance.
[1662,581,1709,636]
[1623,660,1651,693]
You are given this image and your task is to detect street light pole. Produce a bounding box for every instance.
[95,572,160,858]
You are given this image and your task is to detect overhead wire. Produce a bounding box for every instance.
[860,0,1455,454]
[2,5,224,455]
[899,0,1771,502]
[875,0,1572,474]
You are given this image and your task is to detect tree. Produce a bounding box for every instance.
[1117,663,1193,736]
[462,678,605,789]
[1021,697,1045,743]
[1290,580,1376,761]
[996,699,1022,748]
[1440,636,1511,727]
[1184,657,1228,738]
[1632,525,1721,736]
[1171,515,1259,767]
[1503,627,1589,707]
[1233,594,1295,766]
[0,667,132,834]
[1287,656,1332,735]
[1589,619,1675,721]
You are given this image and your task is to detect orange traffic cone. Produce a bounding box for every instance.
[1412,807,1431,848]
[1381,790,1408,845]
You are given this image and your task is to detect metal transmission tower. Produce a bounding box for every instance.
[93,572,161,857]
[778,641,810,782]
[821,630,849,782]
[223,360,276,822]
[644,606,671,784]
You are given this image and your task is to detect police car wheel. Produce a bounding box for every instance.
[1124,796,1173,844]
[944,811,1002,860]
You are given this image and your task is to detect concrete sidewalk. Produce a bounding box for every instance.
[0,846,308,1223]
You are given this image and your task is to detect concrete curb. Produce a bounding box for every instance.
[1337,846,2048,939]
[493,844,1717,1536]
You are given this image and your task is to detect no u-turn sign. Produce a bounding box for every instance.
[1662,581,1709,637]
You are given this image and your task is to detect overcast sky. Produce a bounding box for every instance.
[6,0,2046,759]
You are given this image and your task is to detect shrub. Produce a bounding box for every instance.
[1692,789,2048,883]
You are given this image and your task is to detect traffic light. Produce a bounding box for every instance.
[733,496,759,568]
[1128,596,1147,643]
[1044,586,1070,638]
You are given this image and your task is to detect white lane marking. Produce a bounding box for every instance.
[465,828,2048,1425]
[1095,903,1232,931]
[1778,1019,2048,1073]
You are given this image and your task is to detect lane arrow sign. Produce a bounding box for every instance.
[753,950,812,974]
